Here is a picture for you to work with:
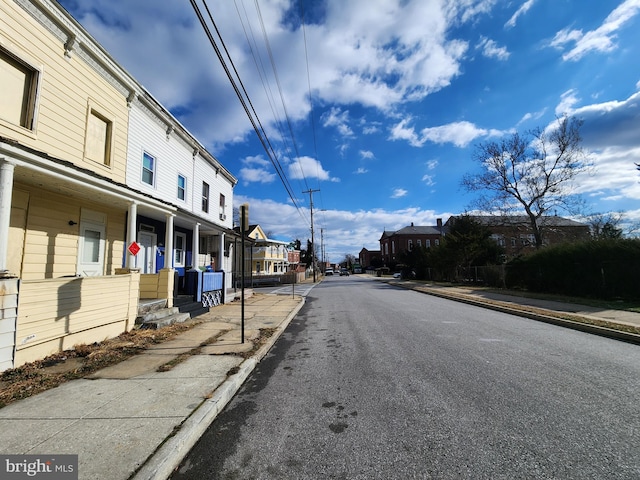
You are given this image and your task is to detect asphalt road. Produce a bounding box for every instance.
[171,275,640,479]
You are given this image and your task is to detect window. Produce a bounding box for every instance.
[417,239,422,248]
[177,174,186,201]
[0,48,39,130]
[219,193,226,218]
[142,152,155,185]
[435,239,440,246]
[426,239,431,248]
[408,240,413,251]
[202,182,209,213]
[174,232,186,267]
[86,108,113,166]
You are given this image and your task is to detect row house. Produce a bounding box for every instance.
[0,0,237,370]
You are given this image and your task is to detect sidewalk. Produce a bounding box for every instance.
[0,293,305,480]
[390,279,640,343]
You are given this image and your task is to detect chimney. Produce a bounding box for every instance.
[437,218,442,228]
[411,222,414,227]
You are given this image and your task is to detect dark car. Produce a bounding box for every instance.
[339,268,350,276]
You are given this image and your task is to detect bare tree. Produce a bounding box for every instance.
[584,211,624,239]
[462,116,589,248]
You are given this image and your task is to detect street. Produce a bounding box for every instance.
[171,275,640,479]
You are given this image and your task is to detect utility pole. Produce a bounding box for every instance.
[303,189,320,282]
[321,228,325,272]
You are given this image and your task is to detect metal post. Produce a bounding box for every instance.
[241,204,247,343]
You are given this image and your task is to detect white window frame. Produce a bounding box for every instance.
[177,174,187,201]
[202,182,210,213]
[142,151,156,186]
[174,232,187,267]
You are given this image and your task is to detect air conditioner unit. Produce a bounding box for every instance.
[219,213,226,221]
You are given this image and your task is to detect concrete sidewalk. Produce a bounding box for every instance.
[0,293,305,480]
[390,279,640,343]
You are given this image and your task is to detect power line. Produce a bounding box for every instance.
[190,0,307,222]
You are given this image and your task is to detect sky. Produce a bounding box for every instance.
[56,0,640,263]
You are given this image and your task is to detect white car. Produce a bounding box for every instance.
[393,272,401,278]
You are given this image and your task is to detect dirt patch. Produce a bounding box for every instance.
[0,321,199,409]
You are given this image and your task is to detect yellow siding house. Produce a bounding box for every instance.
[0,0,176,369]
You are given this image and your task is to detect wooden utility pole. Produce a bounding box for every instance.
[303,189,320,282]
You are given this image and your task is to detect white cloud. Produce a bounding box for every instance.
[392,188,408,198]
[548,90,640,206]
[505,0,537,29]
[359,150,375,160]
[354,167,368,174]
[426,159,439,170]
[422,174,436,186]
[550,0,640,61]
[239,155,276,185]
[288,156,338,182]
[477,37,510,60]
[555,89,580,116]
[321,107,354,138]
[390,119,493,147]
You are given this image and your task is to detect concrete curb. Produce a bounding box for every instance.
[132,297,306,480]
[398,283,640,346]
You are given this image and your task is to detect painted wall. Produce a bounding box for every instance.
[126,102,234,229]
[12,183,125,280]
[0,0,129,183]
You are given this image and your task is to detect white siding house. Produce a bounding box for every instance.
[124,95,238,299]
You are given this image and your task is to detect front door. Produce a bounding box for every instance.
[137,231,157,274]
[77,221,106,276]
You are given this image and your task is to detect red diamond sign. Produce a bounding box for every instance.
[128,241,141,256]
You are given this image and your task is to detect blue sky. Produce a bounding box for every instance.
[58,0,640,262]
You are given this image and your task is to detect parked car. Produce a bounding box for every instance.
[325,269,334,275]
[393,272,401,278]
[340,268,350,276]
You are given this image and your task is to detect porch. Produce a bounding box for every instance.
[0,270,228,371]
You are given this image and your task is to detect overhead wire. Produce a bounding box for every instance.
[189,0,307,224]
[299,1,328,230]
[252,0,310,193]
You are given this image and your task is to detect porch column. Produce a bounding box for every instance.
[0,159,16,276]
[165,213,174,269]
[192,222,200,268]
[219,232,225,271]
[127,202,138,269]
